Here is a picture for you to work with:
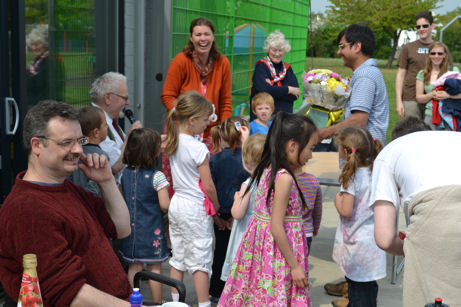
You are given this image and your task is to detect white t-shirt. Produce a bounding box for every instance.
[371,131,461,213]
[170,133,209,204]
[333,167,386,282]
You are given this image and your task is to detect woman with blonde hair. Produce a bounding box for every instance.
[249,30,300,119]
[415,42,460,129]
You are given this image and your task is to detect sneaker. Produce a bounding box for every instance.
[324,280,348,296]
[331,296,349,307]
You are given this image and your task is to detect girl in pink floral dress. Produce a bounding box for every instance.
[218,112,318,306]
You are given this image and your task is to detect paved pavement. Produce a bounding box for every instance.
[141,183,406,306]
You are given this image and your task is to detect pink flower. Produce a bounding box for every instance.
[331,72,339,78]
[154,228,161,235]
[152,240,160,248]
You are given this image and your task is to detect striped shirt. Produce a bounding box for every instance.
[345,58,389,144]
[298,172,322,237]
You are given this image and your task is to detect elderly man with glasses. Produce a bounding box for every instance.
[395,11,453,120]
[90,72,142,177]
[0,100,134,306]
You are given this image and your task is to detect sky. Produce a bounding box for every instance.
[310,0,461,15]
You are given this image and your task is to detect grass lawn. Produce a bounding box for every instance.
[305,56,400,143]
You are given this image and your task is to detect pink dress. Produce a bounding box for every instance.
[218,168,311,306]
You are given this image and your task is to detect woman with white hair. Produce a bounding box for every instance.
[249,30,300,119]
[26,24,64,108]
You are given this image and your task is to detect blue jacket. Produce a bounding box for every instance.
[210,147,249,215]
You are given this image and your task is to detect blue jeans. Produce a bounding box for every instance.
[345,276,378,307]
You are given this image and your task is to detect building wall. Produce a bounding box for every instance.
[124,0,171,132]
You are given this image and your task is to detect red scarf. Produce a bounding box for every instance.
[28,51,49,77]
[256,56,290,87]
[192,51,213,84]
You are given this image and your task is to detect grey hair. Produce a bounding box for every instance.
[263,30,291,54]
[23,100,79,157]
[89,72,127,102]
[26,24,49,49]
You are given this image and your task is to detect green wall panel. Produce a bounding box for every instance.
[171,0,310,113]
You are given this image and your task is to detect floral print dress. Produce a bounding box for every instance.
[218,168,311,306]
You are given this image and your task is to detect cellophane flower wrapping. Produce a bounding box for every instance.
[302,69,350,111]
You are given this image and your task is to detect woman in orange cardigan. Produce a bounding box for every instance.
[161,17,232,135]
[161,17,232,196]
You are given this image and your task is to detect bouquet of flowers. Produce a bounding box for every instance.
[302,69,350,111]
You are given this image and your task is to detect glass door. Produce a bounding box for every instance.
[0,0,121,203]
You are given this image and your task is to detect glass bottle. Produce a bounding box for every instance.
[17,254,43,307]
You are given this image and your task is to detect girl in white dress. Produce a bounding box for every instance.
[333,126,386,307]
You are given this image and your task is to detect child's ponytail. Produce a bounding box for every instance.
[164,108,178,157]
[339,147,360,189]
[210,124,222,153]
[337,126,382,189]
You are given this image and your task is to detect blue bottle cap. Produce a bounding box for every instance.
[130,288,143,305]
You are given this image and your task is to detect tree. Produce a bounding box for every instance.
[306,13,345,58]
[436,7,461,63]
[326,0,439,68]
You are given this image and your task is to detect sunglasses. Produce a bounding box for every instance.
[416,24,430,29]
[430,52,444,56]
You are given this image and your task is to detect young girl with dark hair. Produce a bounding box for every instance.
[218,111,317,306]
[332,126,386,307]
[119,128,170,304]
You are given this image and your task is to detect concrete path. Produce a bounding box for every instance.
[142,182,406,306]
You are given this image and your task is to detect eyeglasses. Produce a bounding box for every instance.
[37,136,89,148]
[338,42,352,50]
[110,92,129,102]
[430,52,444,56]
[416,24,430,29]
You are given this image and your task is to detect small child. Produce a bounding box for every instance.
[297,172,322,252]
[164,91,220,307]
[249,92,274,135]
[332,126,386,306]
[209,116,250,301]
[69,105,109,196]
[220,133,266,282]
[119,128,170,304]
[219,112,317,306]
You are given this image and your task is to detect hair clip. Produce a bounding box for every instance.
[372,138,376,142]
[351,148,357,153]
[209,105,218,122]
[234,121,241,132]
[172,107,176,113]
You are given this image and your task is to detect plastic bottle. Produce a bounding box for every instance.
[17,253,44,307]
[130,288,143,307]
[425,297,449,307]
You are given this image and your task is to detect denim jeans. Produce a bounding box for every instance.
[345,276,378,307]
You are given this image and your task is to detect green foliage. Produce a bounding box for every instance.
[435,7,461,63]
[373,32,393,60]
[326,0,439,67]
[306,13,345,59]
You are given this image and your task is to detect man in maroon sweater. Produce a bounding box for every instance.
[0,100,133,306]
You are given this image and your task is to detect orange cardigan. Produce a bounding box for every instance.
[161,52,233,128]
